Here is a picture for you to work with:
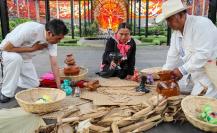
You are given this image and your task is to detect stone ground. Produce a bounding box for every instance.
[0,45,205,133]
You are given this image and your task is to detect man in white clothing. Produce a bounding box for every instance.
[156,0,217,97]
[0,19,68,103]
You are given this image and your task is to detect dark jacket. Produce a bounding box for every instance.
[101,37,136,75]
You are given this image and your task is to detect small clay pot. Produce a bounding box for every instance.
[64,54,75,65]
[158,70,173,81]
[64,65,80,76]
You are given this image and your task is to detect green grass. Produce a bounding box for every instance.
[59,36,80,46]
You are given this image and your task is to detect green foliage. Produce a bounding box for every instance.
[83,21,99,37]
[0,18,31,42]
[9,18,31,31]
[152,39,161,45]
[138,35,167,45]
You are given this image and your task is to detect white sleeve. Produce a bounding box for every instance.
[48,44,57,56]
[163,33,180,70]
[182,20,217,73]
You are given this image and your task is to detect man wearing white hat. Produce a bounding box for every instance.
[156,0,217,97]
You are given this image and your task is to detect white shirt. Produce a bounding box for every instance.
[0,22,57,60]
[163,15,217,75]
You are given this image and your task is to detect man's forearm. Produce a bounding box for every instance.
[3,47,34,53]
[3,42,34,53]
[51,63,61,89]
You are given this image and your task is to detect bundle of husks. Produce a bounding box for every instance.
[162,95,186,123]
[36,95,169,133]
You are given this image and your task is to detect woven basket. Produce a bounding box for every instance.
[181,96,217,132]
[140,67,162,80]
[15,88,66,113]
[59,66,88,82]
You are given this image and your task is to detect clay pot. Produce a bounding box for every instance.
[64,65,80,76]
[156,80,180,98]
[158,70,173,81]
[64,54,75,65]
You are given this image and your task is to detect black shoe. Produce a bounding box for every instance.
[136,76,150,93]
[0,93,11,103]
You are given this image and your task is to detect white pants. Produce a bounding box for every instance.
[1,52,39,97]
[178,71,217,98]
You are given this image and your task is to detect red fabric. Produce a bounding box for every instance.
[40,79,57,88]
[76,80,87,88]
[114,34,131,58]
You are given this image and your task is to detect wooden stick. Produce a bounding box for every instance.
[112,122,120,133]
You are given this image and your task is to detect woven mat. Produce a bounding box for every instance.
[97,86,146,96]
[41,96,89,119]
[80,89,157,106]
[93,93,155,106]
[95,77,139,87]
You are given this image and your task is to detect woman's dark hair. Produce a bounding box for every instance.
[45,19,68,35]
[118,22,131,31]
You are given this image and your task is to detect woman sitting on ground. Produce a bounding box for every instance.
[98,23,137,80]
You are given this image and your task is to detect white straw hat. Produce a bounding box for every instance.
[156,0,187,23]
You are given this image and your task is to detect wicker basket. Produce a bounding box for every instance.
[59,66,88,82]
[181,96,217,132]
[15,88,66,113]
[140,67,162,80]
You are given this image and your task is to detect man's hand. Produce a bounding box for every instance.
[110,61,117,69]
[31,42,48,52]
[172,68,183,81]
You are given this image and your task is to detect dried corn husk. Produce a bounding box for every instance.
[131,106,153,119]
[111,122,120,133]
[77,119,92,133]
[120,115,161,133]
[89,124,107,132]
[57,124,74,133]
[131,122,155,133]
